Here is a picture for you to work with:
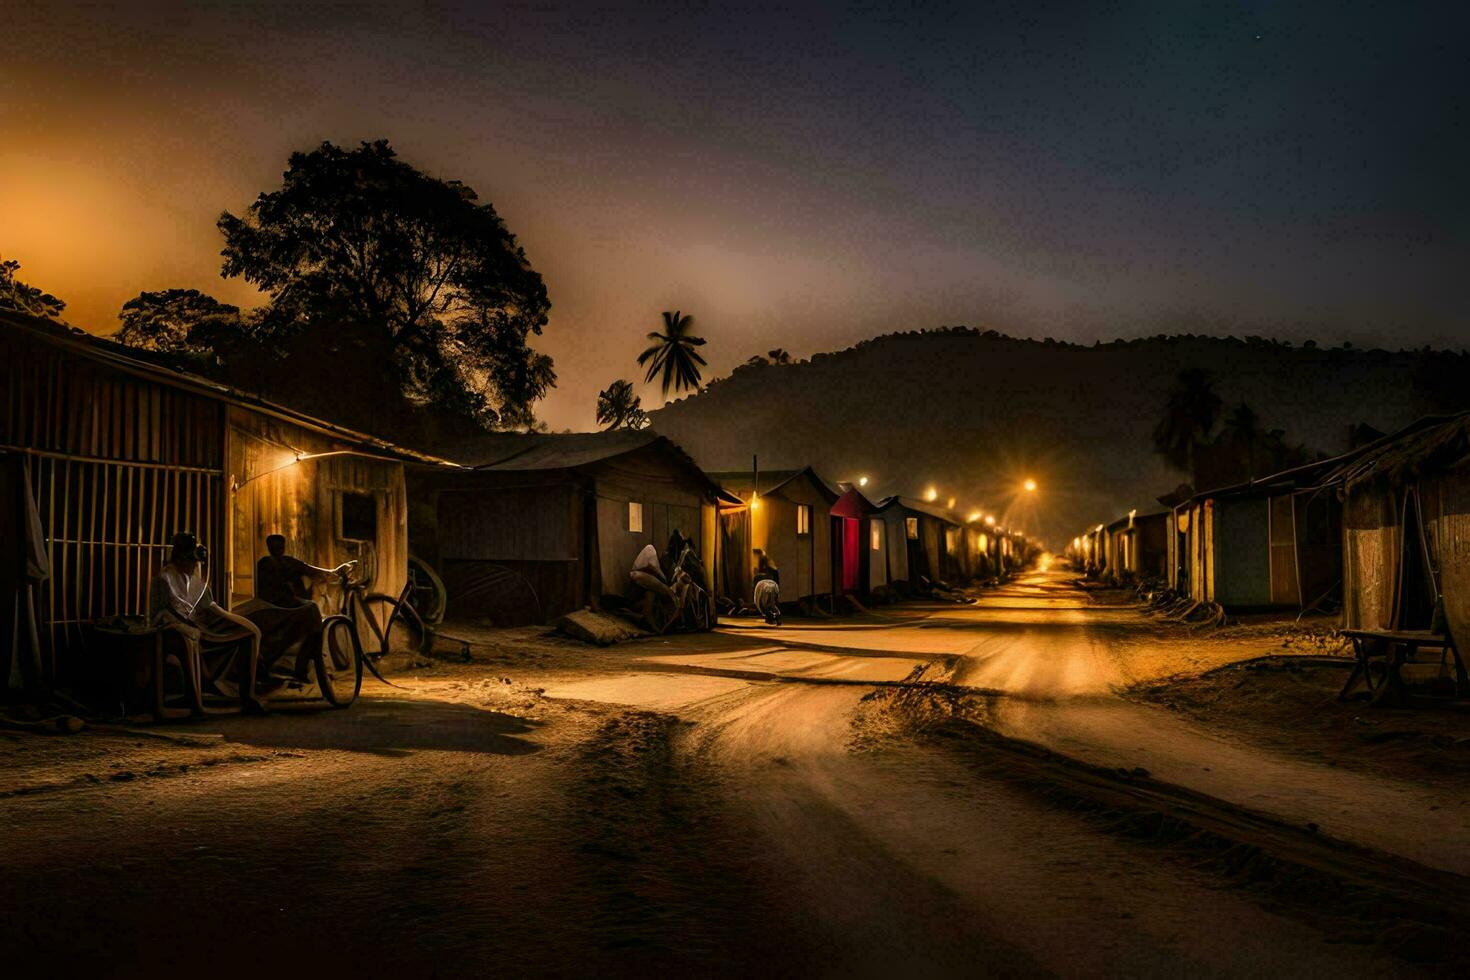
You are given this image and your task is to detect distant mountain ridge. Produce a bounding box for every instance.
[648,329,1470,546]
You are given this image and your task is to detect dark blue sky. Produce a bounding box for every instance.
[2,1,1464,427]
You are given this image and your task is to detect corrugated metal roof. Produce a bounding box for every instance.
[1,310,461,468]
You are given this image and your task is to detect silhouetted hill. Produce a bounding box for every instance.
[649,329,1470,546]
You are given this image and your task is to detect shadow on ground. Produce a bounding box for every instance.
[191,696,544,757]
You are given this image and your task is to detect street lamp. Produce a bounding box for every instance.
[924,487,938,502]
[984,515,995,526]
[858,476,869,487]
[1023,478,1038,493]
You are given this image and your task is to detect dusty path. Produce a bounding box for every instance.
[0,570,1457,976]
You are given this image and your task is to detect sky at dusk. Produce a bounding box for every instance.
[2,1,1464,431]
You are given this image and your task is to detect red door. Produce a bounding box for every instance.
[842,517,860,591]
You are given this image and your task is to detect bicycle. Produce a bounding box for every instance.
[327,568,433,663]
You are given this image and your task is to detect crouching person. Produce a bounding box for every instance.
[753,549,781,626]
[150,532,267,714]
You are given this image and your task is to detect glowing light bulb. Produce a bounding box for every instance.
[924,487,938,502]
[858,476,868,487]
[1023,478,1038,493]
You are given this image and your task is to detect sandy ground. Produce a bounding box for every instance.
[2,567,1465,977]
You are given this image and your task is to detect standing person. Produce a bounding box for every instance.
[752,548,781,626]
[150,532,267,714]
[251,534,354,681]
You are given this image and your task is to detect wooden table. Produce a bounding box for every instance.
[1338,628,1468,705]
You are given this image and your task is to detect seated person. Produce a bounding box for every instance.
[150,532,267,714]
[251,534,354,681]
[256,534,354,607]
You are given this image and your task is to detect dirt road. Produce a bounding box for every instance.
[2,570,1459,977]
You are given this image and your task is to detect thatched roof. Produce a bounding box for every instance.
[1323,411,1470,492]
[451,428,660,469]
[446,428,730,499]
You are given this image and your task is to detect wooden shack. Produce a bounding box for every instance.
[0,310,450,687]
[1322,413,1470,639]
[875,496,966,586]
[1102,510,1169,583]
[831,485,883,595]
[711,467,838,606]
[414,431,727,625]
[1168,459,1345,612]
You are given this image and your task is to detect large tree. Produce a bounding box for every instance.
[114,289,244,353]
[217,139,554,429]
[595,379,648,430]
[637,310,706,397]
[0,256,65,319]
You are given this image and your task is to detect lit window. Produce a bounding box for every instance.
[628,501,643,533]
[906,517,918,540]
[978,533,989,552]
[871,523,882,550]
[796,504,811,535]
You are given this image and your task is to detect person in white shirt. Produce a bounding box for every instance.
[150,532,267,714]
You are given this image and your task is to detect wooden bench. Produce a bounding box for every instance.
[1338,628,1468,705]
[91,620,205,722]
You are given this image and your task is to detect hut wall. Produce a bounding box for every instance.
[1341,486,1399,630]
[225,407,408,610]
[434,473,585,625]
[1292,491,1342,610]
[1135,513,1169,579]
[1185,502,1212,602]
[1422,472,1470,650]
[1213,496,1272,607]
[867,517,889,592]
[758,479,833,600]
[718,507,753,602]
[1341,485,1398,631]
[757,497,813,600]
[590,451,709,603]
[919,516,943,582]
[0,327,225,677]
[881,510,911,588]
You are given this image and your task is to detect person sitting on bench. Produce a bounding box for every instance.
[150,532,268,714]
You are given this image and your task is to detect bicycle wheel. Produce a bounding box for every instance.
[316,617,363,708]
[406,555,448,626]
[361,592,431,657]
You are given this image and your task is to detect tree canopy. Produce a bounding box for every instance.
[595,379,648,430]
[114,289,243,353]
[0,256,65,319]
[217,139,554,430]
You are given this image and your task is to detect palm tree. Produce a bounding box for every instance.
[1218,402,1262,479]
[595,379,648,430]
[1151,367,1223,482]
[638,310,707,396]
